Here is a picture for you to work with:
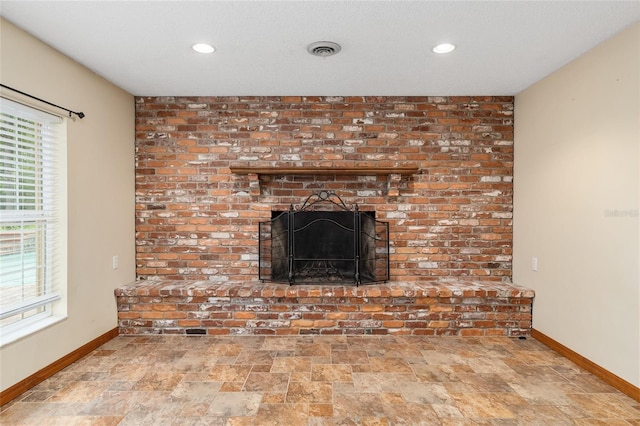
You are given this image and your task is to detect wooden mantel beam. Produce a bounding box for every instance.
[229,165,419,176]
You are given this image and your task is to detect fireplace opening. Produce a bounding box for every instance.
[259,191,390,285]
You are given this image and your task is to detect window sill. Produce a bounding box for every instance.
[0,315,67,348]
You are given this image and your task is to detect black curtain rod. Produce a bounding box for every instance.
[0,83,85,119]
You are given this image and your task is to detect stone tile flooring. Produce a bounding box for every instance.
[1,335,638,425]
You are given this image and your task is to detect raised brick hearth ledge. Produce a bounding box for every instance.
[115,280,534,337]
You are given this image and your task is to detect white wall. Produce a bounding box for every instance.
[0,18,135,391]
[514,23,639,387]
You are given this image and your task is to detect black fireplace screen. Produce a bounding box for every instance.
[259,191,389,285]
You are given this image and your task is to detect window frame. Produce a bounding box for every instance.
[0,97,67,346]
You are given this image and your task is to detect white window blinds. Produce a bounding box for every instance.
[0,97,65,331]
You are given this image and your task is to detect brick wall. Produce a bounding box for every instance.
[135,96,514,282]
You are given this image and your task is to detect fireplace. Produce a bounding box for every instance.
[259,191,389,285]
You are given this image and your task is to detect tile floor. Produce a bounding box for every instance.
[1,335,638,425]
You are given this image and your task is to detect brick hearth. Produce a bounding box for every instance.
[115,280,533,337]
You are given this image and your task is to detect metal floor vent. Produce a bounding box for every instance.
[307,41,341,57]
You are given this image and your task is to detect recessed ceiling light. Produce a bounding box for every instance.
[192,43,215,54]
[432,43,456,54]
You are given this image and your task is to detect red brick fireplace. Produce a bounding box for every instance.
[134,96,514,282]
[117,96,532,336]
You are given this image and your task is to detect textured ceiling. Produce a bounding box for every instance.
[1,1,638,96]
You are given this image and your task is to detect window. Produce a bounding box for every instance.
[0,97,66,341]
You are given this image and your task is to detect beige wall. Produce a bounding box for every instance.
[514,23,639,387]
[0,18,135,391]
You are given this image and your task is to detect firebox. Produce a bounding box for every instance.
[259,191,390,285]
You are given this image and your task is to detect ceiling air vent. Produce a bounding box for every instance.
[307,41,342,57]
